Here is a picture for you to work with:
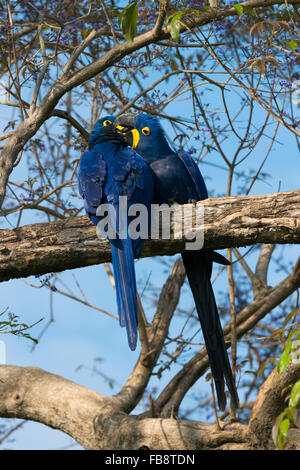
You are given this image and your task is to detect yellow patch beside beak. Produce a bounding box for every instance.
[131,129,140,149]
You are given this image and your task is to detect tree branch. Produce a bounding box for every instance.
[0,365,107,449]
[0,190,299,283]
[255,244,276,285]
[1,363,298,449]
[0,364,251,450]
[51,109,90,142]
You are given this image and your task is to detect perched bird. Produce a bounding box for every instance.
[114,113,239,410]
[77,116,153,350]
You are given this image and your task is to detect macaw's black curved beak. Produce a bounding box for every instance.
[114,113,138,148]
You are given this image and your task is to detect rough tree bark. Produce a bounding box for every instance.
[0,363,299,450]
[0,189,299,282]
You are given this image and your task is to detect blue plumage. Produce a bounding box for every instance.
[177,149,208,201]
[114,113,239,410]
[78,116,153,350]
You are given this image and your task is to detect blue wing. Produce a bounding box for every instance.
[176,150,236,407]
[78,143,153,351]
[78,149,107,225]
[101,144,153,257]
[177,149,208,200]
[177,149,230,266]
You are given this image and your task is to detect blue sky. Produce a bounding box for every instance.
[0,37,300,449]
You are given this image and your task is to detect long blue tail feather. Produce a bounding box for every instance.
[182,251,239,411]
[110,237,138,351]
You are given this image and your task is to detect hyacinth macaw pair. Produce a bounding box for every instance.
[77,113,239,411]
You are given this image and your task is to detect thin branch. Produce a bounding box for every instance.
[255,244,276,285]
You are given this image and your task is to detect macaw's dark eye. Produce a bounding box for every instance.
[141,127,150,136]
[103,120,112,126]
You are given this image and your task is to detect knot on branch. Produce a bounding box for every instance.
[12,391,23,405]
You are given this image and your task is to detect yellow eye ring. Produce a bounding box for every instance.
[141,126,150,136]
[103,119,112,127]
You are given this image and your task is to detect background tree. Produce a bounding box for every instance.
[0,0,299,450]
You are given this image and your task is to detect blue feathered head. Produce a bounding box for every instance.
[88,115,116,149]
[114,113,174,162]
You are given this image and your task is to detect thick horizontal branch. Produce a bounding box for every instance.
[0,190,299,282]
[0,364,253,450]
[0,364,299,449]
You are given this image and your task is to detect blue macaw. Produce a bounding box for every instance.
[77,116,153,350]
[114,113,239,411]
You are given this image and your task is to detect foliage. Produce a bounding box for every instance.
[0,0,299,449]
[272,315,300,449]
[0,308,41,344]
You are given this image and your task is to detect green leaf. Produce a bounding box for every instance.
[205,371,212,381]
[286,40,298,52]
[170,19,180,42]
[272,410,287,445]
[277,340,292,373]
[288,327,300,342]
[279,418,290,439]
[286,406,298,425]
[81,29,92,39]
[22,333,38,344]
[120,2,138,44]
[283,307,300,328]
[289,380,300,408]
[257,357,277,375]
[170,12,184,43]
[233,4,244,16]
[165,9,186,26]
[165,12,176,27]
